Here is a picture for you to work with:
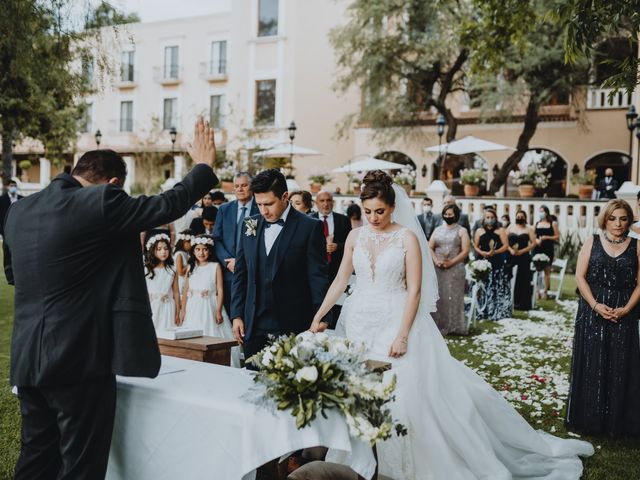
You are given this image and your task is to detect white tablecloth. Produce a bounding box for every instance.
[106,356,376,480]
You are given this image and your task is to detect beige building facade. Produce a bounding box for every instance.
[10,0,640,200]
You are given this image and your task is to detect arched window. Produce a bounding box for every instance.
[507,149,568,198]
[585,152,631,186]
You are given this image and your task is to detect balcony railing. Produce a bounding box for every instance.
[116,68,138,88]
[199,61,228,82]
[153,65,182,85]
[587,87,634,109]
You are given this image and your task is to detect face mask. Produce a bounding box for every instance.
[443,216,456,225]
[605,175,612,178]
[485,218,496,227]
[423,205,432,213]
[502,220,510,227]
[8,186,17,195]
[516,218,526,225]
[539,212,546,221]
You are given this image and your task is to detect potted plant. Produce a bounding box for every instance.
[509,162,549,198]
[18,160,32,183]
[218,165,236,191]
[570,169,597,200]
[308,170,332,193]
[459,168,486,197]
[393,168,416,195]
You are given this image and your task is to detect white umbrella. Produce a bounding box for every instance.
[253,144,322,158]
[424,135,514,155]
[332,157,404,173]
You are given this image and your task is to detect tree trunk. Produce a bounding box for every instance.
[488,95,541,194]
[1,130,13,183]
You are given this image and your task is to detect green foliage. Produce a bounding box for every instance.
[556,231,583,273]
[459,168,486,186]
[17,160,31,171]
[329,0,472,141]
[84,2,140,29]
[571,169,597,186]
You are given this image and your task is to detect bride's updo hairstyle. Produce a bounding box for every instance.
[360,170,395,206]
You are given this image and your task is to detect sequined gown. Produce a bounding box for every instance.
[431,224,467,335]
[508,232,533,310]
[477,229,512,321]
[566,235,640,436]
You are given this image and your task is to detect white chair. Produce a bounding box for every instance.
[547,258,568,302]
[509,265,518,315]
[531,269,540,309]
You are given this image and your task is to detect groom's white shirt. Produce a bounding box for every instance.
[264,204,291,255]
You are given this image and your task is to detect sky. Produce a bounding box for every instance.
[83,0,231,23]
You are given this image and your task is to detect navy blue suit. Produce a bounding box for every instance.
[213,199,260,313]
[231,207,329,359]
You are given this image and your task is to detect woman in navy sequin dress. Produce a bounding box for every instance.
[567,200,640,437]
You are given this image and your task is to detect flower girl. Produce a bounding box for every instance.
[145,234,180,330]
[173,230,193,294]
[181,235,240,367]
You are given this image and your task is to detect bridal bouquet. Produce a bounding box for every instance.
[247,332,406,445]
[532,253,551,271]
[469,259,492,283]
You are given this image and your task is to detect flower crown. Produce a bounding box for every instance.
[177,233,194,242]
[146,233,170,251]
[192,236,214,246]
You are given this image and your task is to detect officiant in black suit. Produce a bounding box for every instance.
[0,179,23,234]
[3,119,218,480]
[231,169,329,362]
[596,168,619,199]
[310,190,351,328]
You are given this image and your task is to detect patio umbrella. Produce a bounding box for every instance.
[332,157,405,173]
[252,144,322,157]
[424,135,514,155]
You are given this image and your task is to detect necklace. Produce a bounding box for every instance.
[603,232,627,244]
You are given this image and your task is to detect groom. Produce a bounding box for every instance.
[231,169,329,361]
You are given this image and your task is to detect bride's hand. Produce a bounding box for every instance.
[309,317,328,333]
[389,336,408,358]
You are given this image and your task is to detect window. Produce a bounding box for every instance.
[210,95,227,128]
[120,51,135,82]
[210,41,227,75]
[164,46,179,79]
[255,80,276,125]
[120,101,133,132]
[163,98,178,130]
[258,0,278,37]
[81,103,93,133]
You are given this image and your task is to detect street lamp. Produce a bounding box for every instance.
[436,114,446,179]
[626,106,639,184]
[169,126,177,152]
[287,120,297,177]
[94,129,102,148]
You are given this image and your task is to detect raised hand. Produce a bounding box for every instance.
[186,117,216,167]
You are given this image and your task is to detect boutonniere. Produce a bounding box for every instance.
[245,218,258,237]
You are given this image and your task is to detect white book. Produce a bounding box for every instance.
[156,327,203,340]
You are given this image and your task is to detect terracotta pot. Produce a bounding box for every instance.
[578,185,594,200]
[310,183,322,193]
[353,185,361,194]
[463,184,480,197]
[20,172,30,183]
[518,184,535,198]
[221,181,234,192]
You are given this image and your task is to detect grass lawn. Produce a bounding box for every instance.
[0,273,638,479]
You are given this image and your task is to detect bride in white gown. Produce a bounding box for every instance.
[310,171,593,480]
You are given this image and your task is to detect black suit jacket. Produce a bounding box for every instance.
[596,178,618,199]
[4,165,217,387]
[189,206,218,235]
[417,212,438,240]
[231,208,329,340]
[0,193,23,234]
[310,211,351,281]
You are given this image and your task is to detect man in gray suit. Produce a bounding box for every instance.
[417,197,438,240]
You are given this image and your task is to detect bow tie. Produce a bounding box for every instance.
[266,219,285,228]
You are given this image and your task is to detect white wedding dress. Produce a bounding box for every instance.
[335,222,594,480]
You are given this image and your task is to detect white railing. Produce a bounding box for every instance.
[587,87,634,109]
[332,194,607,240]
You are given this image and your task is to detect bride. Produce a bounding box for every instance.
[309,171,594,479]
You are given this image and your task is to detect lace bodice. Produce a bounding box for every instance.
[431,224,462,260]
[353,226,408,294]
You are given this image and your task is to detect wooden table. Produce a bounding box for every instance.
[157,336,237,366]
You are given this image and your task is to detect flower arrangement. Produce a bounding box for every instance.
[532,253,551,271]
[459,168,486,186]
[247,332,406,445]
[570,169,597,186]
[393,168,416,186]
[469,259,492,283]
[308,170,332,185]
[218,165,236,182]
[509,163,549,189]
[244,218,258,237]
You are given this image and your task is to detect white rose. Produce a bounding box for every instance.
[297,331,314,342]
[295,366,319,383]
[261,351,273,367]
[290,346,299,358]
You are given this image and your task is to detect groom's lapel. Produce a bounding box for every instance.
[272,209,300,276]
[247,216,265,275]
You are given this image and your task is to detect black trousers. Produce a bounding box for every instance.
[14,375,116,480]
